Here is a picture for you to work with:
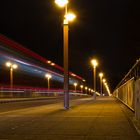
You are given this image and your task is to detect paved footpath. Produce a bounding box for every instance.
[0,97,140,140]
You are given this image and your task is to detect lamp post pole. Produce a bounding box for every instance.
[45,74,52,91]
[74,83,77,92]
[10,66,13,89]
[47,77,50,90]
[93,67,96,92]
[6,62,17,89]
[91,59,98,99]
[6,62,18,97]
[63,5,69,109]
[99,73,103,96]
[100,76,102,95]
[55,0,76,109]
[80,85,83,93]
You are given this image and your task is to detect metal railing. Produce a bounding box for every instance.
[113,58,140,111]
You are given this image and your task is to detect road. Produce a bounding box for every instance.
[0,96,140,140]
[0,96,86,113]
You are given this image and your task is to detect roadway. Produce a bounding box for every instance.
[0,96,140,140]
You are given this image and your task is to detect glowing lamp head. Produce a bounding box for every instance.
[74,83,77,86]
[103,79,106,83]
[80,85,83,88]
[99,72,103,78]
[51,63,55,66]
[55,0,68,7]
[85,87,87,90]
[45,74,52,79]
[6,62,18,69]
[65,13,76,22]
[82,79,86,82]
[12,64,18,69]
[6,62,12,67]
[91,59,98,68]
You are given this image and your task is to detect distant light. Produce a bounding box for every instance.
[12,64,18,69]
[103,79,106,83]
[45,74,52,79]
[55,0,68,7]
[51,63,55,66]
[91,59,98,68]
[80,85,83,88]
[99,72,103,78]
[47,60,51,64]
[65,13,76,22]
[6,62,18,69]
[71,73,76,77]
[6,62,11,67]
[74,82,77,86]
[82,79,86,82]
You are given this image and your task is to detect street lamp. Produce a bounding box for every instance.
[55,0,76,109]
[91,59,98,91]
[103,78,106,83]
[88,88,91,94]
[91,59,98,96]
[6,62,18,89]
[99,72,103,96]
[80,85,83,93]
[74,83,77,92]
[85,87,88,94]
[102,78,106,95]
[45,74,52,90]
[55,0,68,7]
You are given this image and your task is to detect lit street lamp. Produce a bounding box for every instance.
[85,87,88,94]
[99,72,103,96]
[55,0,76,109]
[45,74,52,90]
[91,59,98,91]
[74,83,77,92]
[88,88,91,94]
[102,78,106,95]
[91,59,98,99]
[6,62,18,89]
[80,85,83,93]
[103,78,106,83]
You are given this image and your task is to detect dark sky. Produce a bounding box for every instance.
[0,0,140,91]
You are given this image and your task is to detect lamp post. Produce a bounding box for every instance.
[55,0,76,109]
[102,78,106,95]
[6,62,18,89]
[80,85,83,93]
[91,59,98,91]
[85,87,88,94]
[74,83,77,92]
[88,88,91,94]
[91,59,98,99]
[45,74,52,90]
[99,72,103,96]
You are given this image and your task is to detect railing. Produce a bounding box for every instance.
[113,58,140,121]
[0,86,87,98]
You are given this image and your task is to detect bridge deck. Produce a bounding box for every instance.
[0,97,140,140]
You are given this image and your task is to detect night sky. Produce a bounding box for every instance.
[0,0,140,91]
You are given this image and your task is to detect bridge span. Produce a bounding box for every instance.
[0,96,140,140]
